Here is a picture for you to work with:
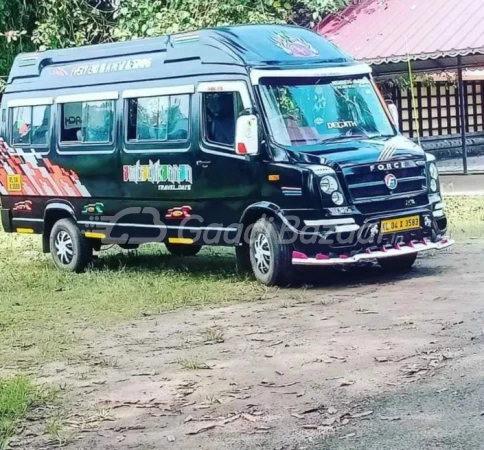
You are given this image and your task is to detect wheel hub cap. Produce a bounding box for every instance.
[54,230,74,265]
[253,233,271,275]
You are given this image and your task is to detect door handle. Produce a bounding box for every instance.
[196,160,211,167]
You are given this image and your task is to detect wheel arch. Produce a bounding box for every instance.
[42,201,77,253]
[237,201,292,244]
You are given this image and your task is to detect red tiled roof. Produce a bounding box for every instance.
[317,0,484,65]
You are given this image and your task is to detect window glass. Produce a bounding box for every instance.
[60,100,114,144]
[12,107,32,145]
[203,92,244,148]
[127,94,190,142]
[31,105,50,145]
[11,105,51,146]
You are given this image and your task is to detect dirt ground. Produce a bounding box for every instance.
[15,240,484,450]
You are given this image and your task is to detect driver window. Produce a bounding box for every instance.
[202,92,244,149]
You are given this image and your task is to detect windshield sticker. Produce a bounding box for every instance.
[123,161,193,191]
[327,120,358,130]
[50,58,152,77]
[271,32,319,58]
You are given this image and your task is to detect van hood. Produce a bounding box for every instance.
[282,135,425,168]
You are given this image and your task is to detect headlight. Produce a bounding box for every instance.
[331,192,345,206]
[320,176,338,194]
[430,179,438,192]
[429,162,438,180]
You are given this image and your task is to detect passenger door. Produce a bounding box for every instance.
[194,81,260,227]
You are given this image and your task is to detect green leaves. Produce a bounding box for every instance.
[0,0,349,83]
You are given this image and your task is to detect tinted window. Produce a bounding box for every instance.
[127,94,190,142]
[11,105,51,146]
[203,92,244,148]
[60,101,114,144]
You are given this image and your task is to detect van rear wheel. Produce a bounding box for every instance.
[165,243,202,257]
[50,218,92,273]
[378,253,417,272]
[249,218,292,286]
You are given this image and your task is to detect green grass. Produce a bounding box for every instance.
[0,376,54,449]
[0,195,482,369]
[0,232,267,368]
[446,196,484,236]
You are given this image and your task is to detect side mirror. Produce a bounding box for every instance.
[235,114,259,156]
[386,101,400,130]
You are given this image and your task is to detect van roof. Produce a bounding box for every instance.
[6,24,355,93]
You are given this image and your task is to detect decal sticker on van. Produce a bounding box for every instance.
[123,161,193,191]
[50,58,153,77]
[271,32,319,58]
[7,174,22,192]
[166,205,192,220]
[13,200,32,212]
[82,202,104,215]
[0,141,91,197]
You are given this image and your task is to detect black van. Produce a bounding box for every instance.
[0,24,452,285]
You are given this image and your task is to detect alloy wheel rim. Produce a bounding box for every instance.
[253,232,271,275]
[54,230,74,265]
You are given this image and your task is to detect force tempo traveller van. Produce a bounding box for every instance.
[0,25,453,285]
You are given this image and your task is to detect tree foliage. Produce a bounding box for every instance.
[0,0,347,82]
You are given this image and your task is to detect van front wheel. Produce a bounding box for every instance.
[50,218,92,272]
[249,218,292,286]
[165,243,202,257]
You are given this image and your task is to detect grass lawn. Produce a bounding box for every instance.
[0,195,482,445]
[0,233,268,369]
[0,376,54,449]
[0,195,482,370]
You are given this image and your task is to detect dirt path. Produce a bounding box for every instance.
[18,241,484,450]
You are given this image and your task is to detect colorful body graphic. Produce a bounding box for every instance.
[165,205,192,220]
[13,200,33,212]
[0,140,91,197]
[271,32,319,58]
[82,202,105,215]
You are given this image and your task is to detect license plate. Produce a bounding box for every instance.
[381,215,420,234]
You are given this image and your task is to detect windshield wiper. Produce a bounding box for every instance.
[320,133,370,143]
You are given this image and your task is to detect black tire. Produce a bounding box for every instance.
[249,218,293,286]
[235,244,252,277]
[378,253,417,272]
[165,243,202,257]
[49,218,92,273]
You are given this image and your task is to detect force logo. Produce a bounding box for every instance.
[384,173,398,190]
[166,206,192,220]
[123,161,193,191]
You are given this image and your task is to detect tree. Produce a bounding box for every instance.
[0,0,348,84]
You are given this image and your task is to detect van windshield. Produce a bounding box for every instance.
[259,75,396,148]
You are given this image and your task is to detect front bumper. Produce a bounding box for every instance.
[292,236,454,266]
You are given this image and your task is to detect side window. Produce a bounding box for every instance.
[60,100,114,144]
[202,92,244,148]
[126,94,190,142]
[11,105,51,146]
